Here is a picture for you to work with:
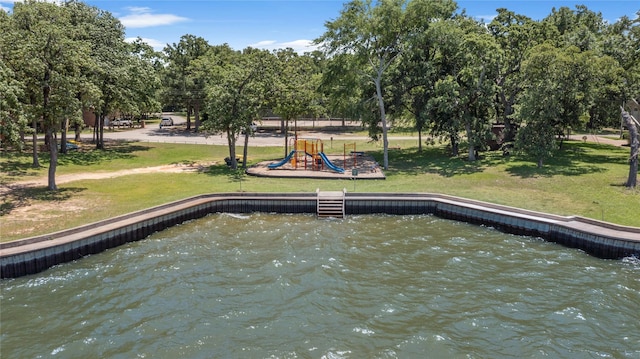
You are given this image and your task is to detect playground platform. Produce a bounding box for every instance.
[247,153,386,180]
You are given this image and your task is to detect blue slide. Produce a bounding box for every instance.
[319,152,345,173]
[268,150,296,169]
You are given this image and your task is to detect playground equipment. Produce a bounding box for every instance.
[268,138,345,173]
[344,143,358,169]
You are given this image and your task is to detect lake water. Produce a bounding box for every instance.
[1,213,639,358]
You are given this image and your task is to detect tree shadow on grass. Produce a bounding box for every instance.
[1,142,152,176]
[0,151,39,177]
[505,142,622,178]
[372,147,503,178]
[203,164,233,177]
[0,186,86,217]
[56,143,151,166]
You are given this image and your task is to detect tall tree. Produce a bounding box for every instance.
[456,20,499,161]
[390,0,457,152]
[66,2,130,150]
[488,9,538,142]
[604,13,640,127]
[516,43,595,166]
[317,0,456,169]
[122,38,163,119]
[0,12,26,151]
[426,17,498,160]
[201,46,272,169]
[163,35,210,131]
[271,49,321,156]
[317,0,401,170]
[6,0,89,189]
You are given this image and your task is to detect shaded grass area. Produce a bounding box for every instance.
[1,139,638,241]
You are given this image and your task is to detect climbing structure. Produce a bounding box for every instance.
[268,138,345,173]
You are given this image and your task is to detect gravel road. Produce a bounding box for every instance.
[101,113,628,148]
[101,114,418,146]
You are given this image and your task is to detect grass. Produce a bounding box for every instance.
[1,138,638,242]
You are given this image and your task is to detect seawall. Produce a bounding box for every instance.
[1,192,638,278]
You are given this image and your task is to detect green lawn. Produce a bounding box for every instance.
[1,139,637,241]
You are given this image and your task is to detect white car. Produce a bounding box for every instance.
[110,118,133,127]
[160,117,173,127]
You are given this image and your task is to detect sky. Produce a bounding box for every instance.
[1,1,638,53]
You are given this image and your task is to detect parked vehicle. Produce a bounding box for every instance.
[160,117,174,127]
[110,118,133,127]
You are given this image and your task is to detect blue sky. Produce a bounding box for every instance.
[1,1,638,53]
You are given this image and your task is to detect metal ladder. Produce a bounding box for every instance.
[316,189,346,218]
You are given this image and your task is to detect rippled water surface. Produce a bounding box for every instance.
[1,214,639,358]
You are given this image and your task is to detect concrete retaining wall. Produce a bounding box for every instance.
[1,193,638,278]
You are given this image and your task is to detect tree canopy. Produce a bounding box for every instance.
[1,0,638,188]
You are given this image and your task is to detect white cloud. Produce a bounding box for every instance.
[119,6,188,29]
[125,37,167,52]
[249,39,318,54]
[474,14,497,23]
[251,40,277,47]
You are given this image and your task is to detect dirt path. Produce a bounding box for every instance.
[1,162,214,239]
[568,134,628,147]
[0,163,210,195]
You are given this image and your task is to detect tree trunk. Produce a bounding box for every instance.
[622,109,638,188]
[31,117,40,168]
[226,130,237,170]
[284,120,289,157]
[97,114,105,150]
[499,90,517,142]
[93,121,97,143]
[194,102,201,132]
[374,70,389,170]
[418,128,422,153]
[46,127,58,191]
[242,130,250,169]
[186,105,192,131]
[60,118,68,155]
[466,122,476,161]
[75,122,81,142]
[450,135,459,156]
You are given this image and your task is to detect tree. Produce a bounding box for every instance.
[271,49,322,156]
[515,120,558,168]
[426,17,498,160]
[201,46,272,170]
[6,0,89,189]
[516,43,597,166]
[123,38,163,119]
[586,55,625,130]
[544,5,605,51]
[163,35,210,131]
[603,13,640,132]
[0,16,26,151]
[455,19,499,161]
[488,9,538,142]
[428,74,464,156]
[543,5,630,131]
[390,0,457,152]
[522,44,596,138]
[316,0,405,170]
